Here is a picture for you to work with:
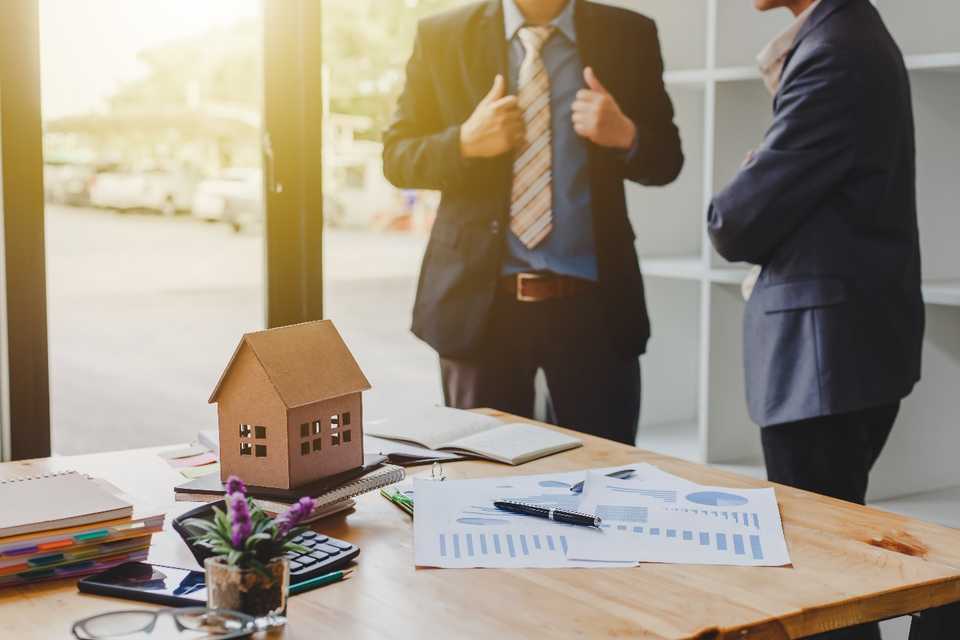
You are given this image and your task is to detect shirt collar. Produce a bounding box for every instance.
[756,1,821,95]
[502,0,577,44]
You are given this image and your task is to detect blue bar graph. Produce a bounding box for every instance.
[466,533,474,556]
[699,532,709,545]
[666,529,677,538]
[506,534,516,558]
[453,534,461,559]
[439,534,447,557]
[750,535,764,560]
[519,534,529,556]
[650,528,660,536]
[533,535,541,550]
[733,534,745,555]
[493,534,502,554]
[633,526,643,533]
[560,536,568,555]
[480,534,488,555]
[716,533,727,551]
[683,530,693,541]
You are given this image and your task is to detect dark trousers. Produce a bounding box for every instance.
[761,402,900,640]
[440,289,640,445]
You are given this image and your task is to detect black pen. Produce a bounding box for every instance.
[493,500,602,528]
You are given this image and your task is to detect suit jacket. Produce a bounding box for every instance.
[383,0,683,358]
[708,0,924,427]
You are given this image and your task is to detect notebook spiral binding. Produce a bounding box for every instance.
[0,470,78,484]
[312,465,406,510]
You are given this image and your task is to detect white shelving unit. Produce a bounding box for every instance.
[605,0,960,502]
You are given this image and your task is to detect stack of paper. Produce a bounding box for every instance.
[413,464,791,569]
[0,472,165,587]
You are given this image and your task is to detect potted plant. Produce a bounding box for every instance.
[185,476,315,629]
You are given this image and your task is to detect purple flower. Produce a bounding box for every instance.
[274,496,316,538]
[228,492,252,548]
[225,476,246,497]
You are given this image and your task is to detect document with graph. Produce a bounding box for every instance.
[412,466,648,569]
[567,472,792,567]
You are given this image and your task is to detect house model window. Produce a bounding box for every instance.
[209,319,370,490]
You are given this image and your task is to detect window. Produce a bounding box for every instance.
[312,438,322,452]
[255,444,267,457]
[300,423,309,438]
[342,430,351,444]
[342,412,351,426]
[239,424,252,438]
[331,432,340,446]
[312,420,322,435]
[254,425,267,439]
[300,441,310,455]
[240,442,252,456]
[330,414,339,429]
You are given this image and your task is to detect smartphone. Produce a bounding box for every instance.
[78,561,206,607]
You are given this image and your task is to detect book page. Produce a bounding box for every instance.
[447,423,581,465]
[365,406,502,450]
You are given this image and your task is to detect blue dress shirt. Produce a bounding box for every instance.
[500,0,598,281]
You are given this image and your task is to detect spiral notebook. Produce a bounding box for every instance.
[252,464,406,515]
[0,471,133,538]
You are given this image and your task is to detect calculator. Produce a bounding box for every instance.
[172,500,360,586]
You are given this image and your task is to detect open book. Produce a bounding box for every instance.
[365,407,582,465]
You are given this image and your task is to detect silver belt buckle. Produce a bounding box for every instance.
[516,273,543,302]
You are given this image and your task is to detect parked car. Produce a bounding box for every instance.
[89,168,198,216]
[191,168,263,232]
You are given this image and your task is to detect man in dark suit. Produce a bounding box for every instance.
[384,0,682,444]
[709,3,923,636]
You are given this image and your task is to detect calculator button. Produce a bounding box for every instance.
[316,544,341,556]
[325,540,353,551]
[298,555,319,567]
[313,536,329,544]
[300,531,318,540]
[288,560,303,571]
[284,551,299,560]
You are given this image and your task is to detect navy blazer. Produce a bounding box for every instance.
[708,0,924,427]
[383,0,683,358]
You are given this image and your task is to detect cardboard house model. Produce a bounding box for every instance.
[209,320,371,490]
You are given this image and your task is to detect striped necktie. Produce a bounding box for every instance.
[510,26,554,250]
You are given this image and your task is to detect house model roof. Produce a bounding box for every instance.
[209,320,371,409]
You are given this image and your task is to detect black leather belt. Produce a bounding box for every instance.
[498,273,595,302]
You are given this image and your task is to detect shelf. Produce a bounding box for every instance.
[664,54,960,87]
[640,256,704,281]
[922,280,960,306]
[871,485,960,529]
[708,267,750,286]
[905,52,960,72]
[635,420,700,462]
[663,69,710,87]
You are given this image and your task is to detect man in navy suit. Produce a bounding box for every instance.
[709,0,925,632]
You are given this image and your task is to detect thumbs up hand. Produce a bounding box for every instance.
[459,74,526,159]
[572,67,637,150]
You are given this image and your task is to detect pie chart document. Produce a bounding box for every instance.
[568,472,792,567]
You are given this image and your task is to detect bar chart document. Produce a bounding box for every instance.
[567,472,792,567]
[413,467,647,569]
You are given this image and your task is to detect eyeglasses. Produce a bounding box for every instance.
[71,607,256,639]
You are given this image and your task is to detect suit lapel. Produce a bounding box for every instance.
[469,1,508,104]
[781,0,853,76]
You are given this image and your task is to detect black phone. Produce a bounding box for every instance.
[78,561,207,607]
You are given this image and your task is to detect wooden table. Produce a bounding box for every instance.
[2,411,960,639]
